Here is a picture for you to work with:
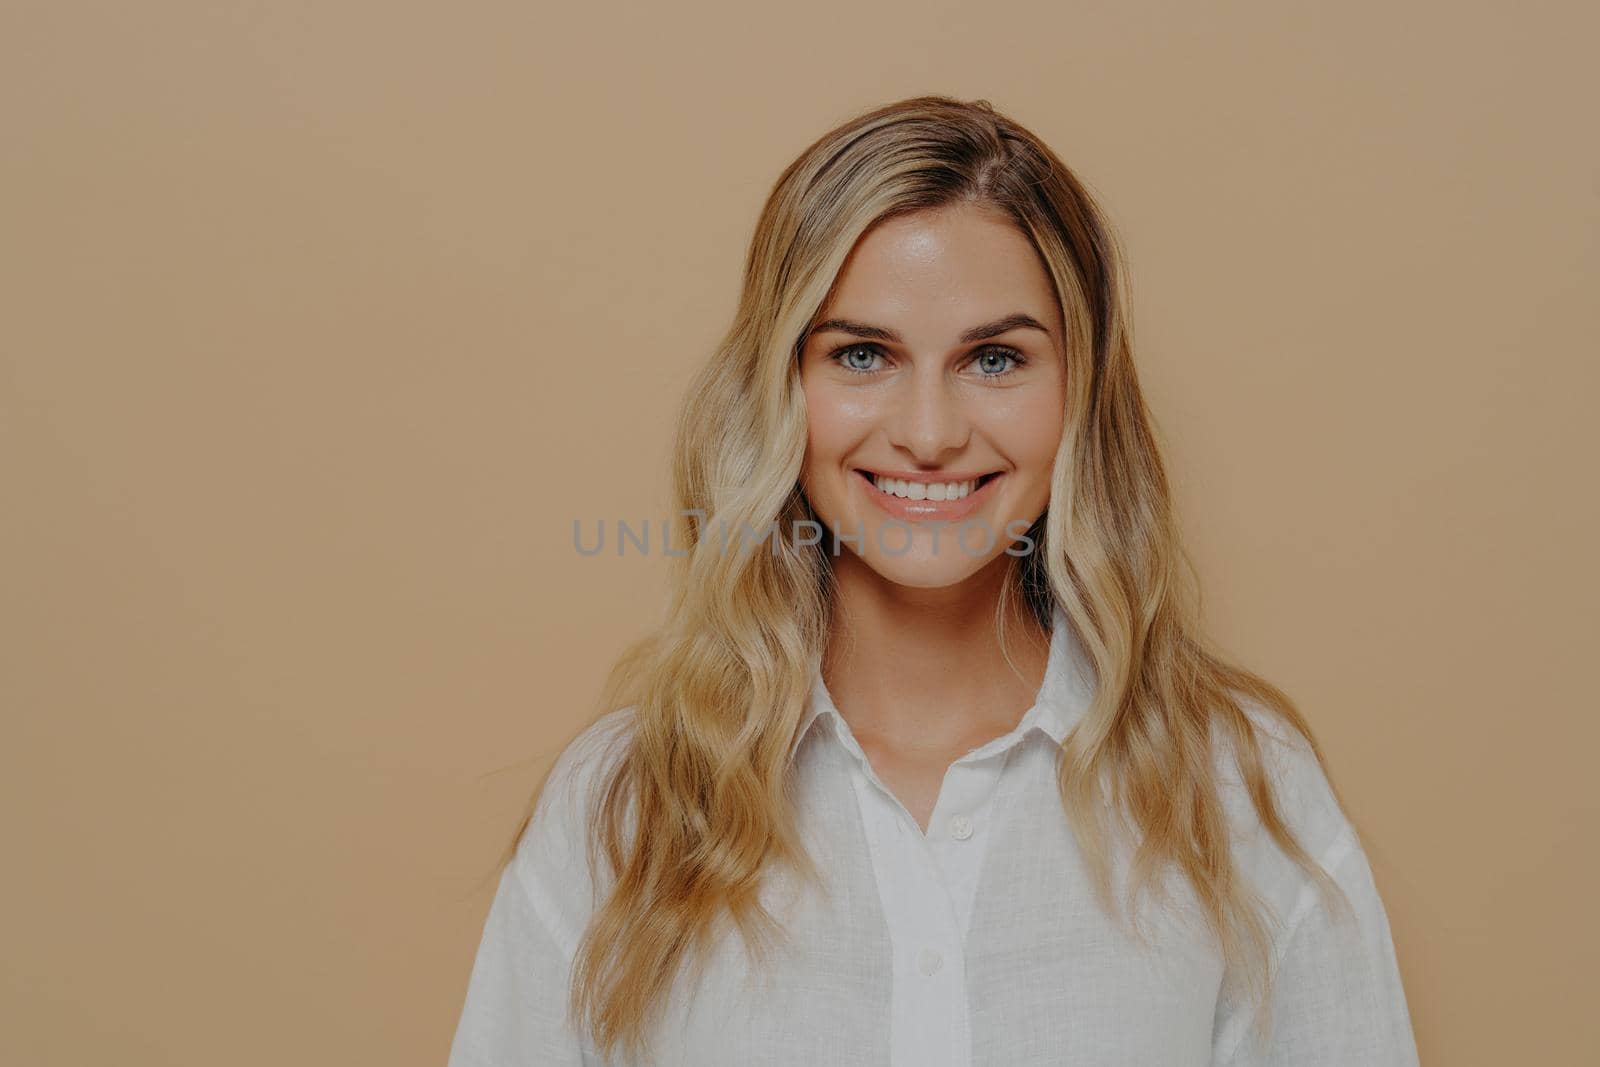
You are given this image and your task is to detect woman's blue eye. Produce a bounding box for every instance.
[833,343,883,374]
[973,347,1025,376]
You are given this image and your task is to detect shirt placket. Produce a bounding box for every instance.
[924,754,1011,941]
[838,733,1014,1067]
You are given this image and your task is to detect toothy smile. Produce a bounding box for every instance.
[855,469,1003,501]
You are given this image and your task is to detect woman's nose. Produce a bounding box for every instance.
[885,368,971,463]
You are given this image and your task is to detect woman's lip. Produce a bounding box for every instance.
[854,468,1005,523]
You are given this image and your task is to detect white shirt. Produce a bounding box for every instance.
[449,606,1420,1065]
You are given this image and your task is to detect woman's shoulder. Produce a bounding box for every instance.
[534,705,640,830]
[1211,693,1358,883]
[504,705,640,958]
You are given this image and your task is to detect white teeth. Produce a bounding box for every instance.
[869,474,982,500]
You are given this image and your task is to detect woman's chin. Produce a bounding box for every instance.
[855,550,1002,591]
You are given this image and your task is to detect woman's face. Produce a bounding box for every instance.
[797,203,1067,591]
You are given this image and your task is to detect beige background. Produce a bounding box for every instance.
[3,1,1595,1062]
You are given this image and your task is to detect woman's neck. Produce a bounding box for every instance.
[821,554,1052,759]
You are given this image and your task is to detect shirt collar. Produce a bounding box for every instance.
[788,602,1097,763]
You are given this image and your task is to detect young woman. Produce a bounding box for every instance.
[448,97,1420,1066]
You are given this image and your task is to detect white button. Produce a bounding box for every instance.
[949,814,974,840]
[916,947,943,975]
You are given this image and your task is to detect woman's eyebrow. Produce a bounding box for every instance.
[808,313,1051,344]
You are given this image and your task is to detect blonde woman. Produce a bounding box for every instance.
[448,97,1420,1066]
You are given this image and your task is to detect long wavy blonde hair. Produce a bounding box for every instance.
[517,95,1355,1064]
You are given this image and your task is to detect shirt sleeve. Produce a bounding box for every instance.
[446,853,592,1066]
[448,708,636,1066]
[1214,825,1421,1066]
